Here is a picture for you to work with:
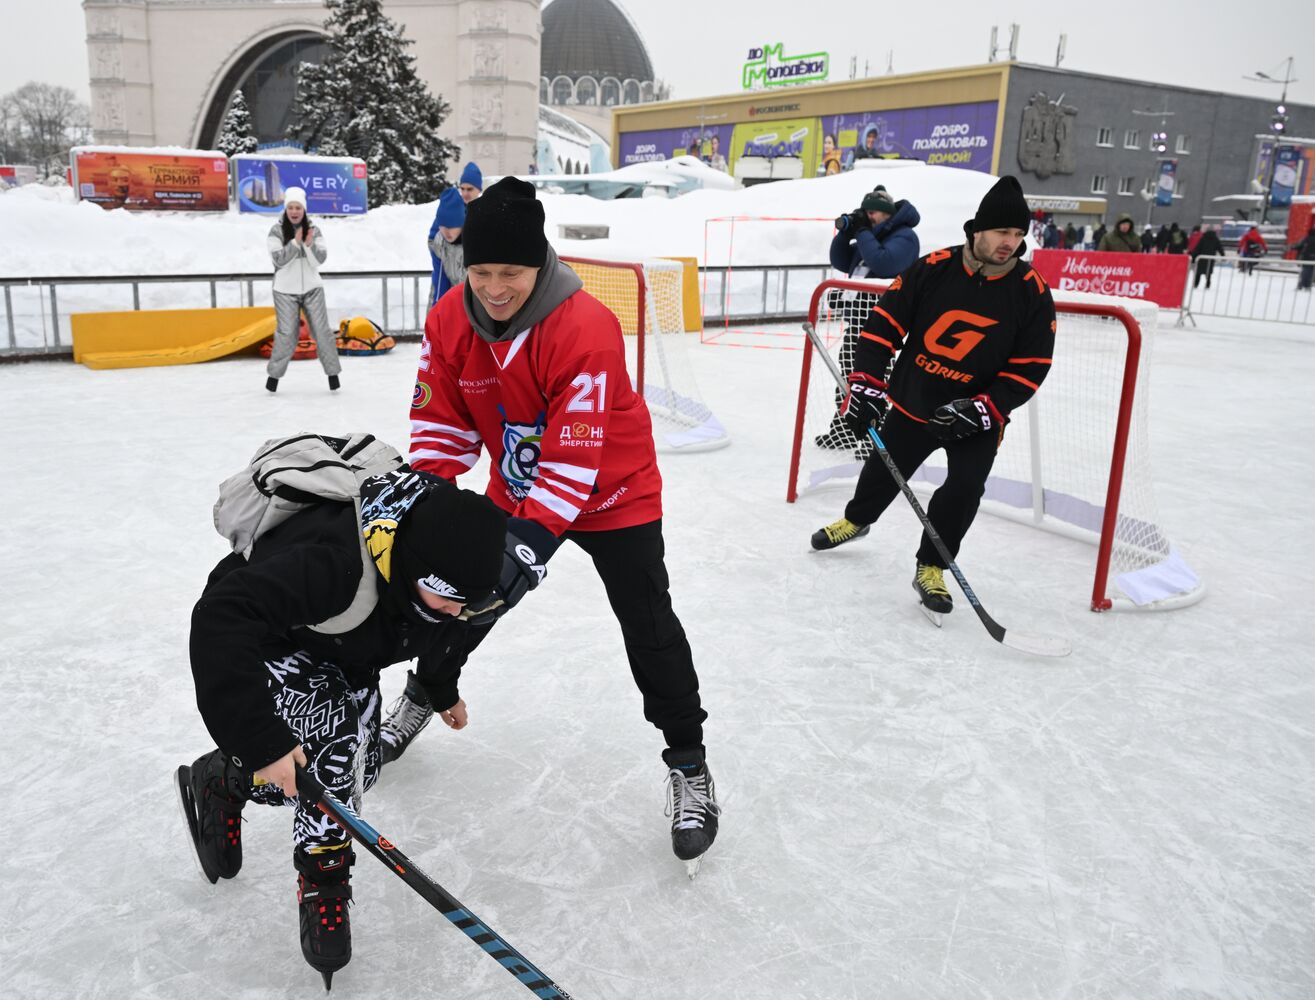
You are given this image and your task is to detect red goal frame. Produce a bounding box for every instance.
[788,278,1144,612]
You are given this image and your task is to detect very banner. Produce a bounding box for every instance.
[1031,250,1189,308]
[232,154,369,215]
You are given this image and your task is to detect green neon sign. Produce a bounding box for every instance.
[742,43,830,90]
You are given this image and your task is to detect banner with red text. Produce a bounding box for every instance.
[1031,250,1189,308]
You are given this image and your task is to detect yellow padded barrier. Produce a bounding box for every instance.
[71,307,277,369]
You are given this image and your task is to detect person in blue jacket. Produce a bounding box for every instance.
[427,162,482,305]
[818,188,921,449]
[427,188,467,305]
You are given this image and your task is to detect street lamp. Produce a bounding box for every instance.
[1133,101,1174,227]
[1244,57,1298,223]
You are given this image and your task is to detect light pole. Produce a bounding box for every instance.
[1132,101,1174,228]
[1244,57,1298,224]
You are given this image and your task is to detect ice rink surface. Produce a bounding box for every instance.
[2,313,1313,1000]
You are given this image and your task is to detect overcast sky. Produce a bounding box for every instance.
[3,0,1313,108]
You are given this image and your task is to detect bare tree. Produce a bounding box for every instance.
[5,82,91,177]
[0,94,26,164]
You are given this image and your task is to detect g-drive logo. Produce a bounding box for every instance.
[742,43,829,90]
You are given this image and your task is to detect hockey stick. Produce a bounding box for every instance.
[295,768,575,999]
[802,322,1071,658]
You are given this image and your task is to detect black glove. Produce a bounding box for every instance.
[927,395,1001,442]
[834,212,852,233]
[840,372,888,434]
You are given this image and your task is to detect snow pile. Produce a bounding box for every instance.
[0,161,998,278]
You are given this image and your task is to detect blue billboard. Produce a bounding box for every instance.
[232,154,369,215]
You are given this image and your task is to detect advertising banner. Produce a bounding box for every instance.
[232,154,369,215]
[727,117,819,176]
[0,165,38,189]
[615,126,735,171]
[818,101,997,175]
[1271,145,1300,208]
[1155,159,1176,206]
[1031,250,1189,308]
[70,147,229,211]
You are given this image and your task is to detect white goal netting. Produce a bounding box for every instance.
[790,278,1203,611]
[563,256,729,453]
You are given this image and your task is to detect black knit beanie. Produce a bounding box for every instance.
[393,484,506,605]
[463,177,548,268]
[968,175,1031,233]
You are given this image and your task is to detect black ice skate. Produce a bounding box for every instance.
[813,422,851,450]
[913,563,953,625]
[176,749,248,884]
[380,670,434,764]
[810,516,870,551]
[663,748,721,880]
[295,845,355,991]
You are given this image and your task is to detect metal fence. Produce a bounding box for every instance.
[1,268,435,358]
[1177,255,1315,327]
[699,263,832,323]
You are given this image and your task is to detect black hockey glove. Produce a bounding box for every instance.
[927,394,1002,443]
[840,372,888,435]
[458,518,560,625]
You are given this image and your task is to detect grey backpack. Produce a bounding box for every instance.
[213,432,405,634]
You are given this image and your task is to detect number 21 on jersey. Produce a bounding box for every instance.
[566,372,607,412]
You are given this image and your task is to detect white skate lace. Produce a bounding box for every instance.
[664,767,722,831]
[381,689,433,745]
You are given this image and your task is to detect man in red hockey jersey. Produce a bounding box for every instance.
[810,175,1057,617]
[387,177,718,869]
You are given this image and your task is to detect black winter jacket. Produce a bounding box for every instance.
[190,502,469,771]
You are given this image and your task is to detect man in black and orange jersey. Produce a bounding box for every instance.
[810,175,1056,617]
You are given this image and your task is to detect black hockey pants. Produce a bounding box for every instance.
[843,408,1001,568]
[246,648,382,854]
[417,518,707,751]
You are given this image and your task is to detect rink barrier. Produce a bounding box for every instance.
[0,268,436,359]
[1177,254,1315,327]
[1,263,831,359]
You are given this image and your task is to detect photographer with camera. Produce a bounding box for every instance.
[817,187,921,450]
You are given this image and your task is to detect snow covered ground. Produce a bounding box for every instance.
[3,303,1314,998]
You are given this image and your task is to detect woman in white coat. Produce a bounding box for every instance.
[266,187,341,392]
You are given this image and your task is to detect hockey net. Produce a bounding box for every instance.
[563,256,729,452]
[788,277,1204,611]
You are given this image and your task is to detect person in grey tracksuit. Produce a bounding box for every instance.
[266,186,341,391]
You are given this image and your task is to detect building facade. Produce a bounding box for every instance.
[82,0,541,177]
[537,0,665,145]
[611,61,1315,226]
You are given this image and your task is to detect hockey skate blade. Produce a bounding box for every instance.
[918,605,944,628]
[174,765,218,885]
[1000,630,1072,658]
[684,856,704,881]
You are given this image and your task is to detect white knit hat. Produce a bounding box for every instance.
[283,186,307,208]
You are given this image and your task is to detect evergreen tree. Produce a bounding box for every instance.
[286,0,459,207]
[216,90,258,157]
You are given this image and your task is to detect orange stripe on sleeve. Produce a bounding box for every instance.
[999,371,1041,391]
[1007,357,1053,365]
[869,305,906,339]
[860,332,895,351]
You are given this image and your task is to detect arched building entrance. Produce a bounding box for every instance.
[196,31,328,149]
[83,0,539,176]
